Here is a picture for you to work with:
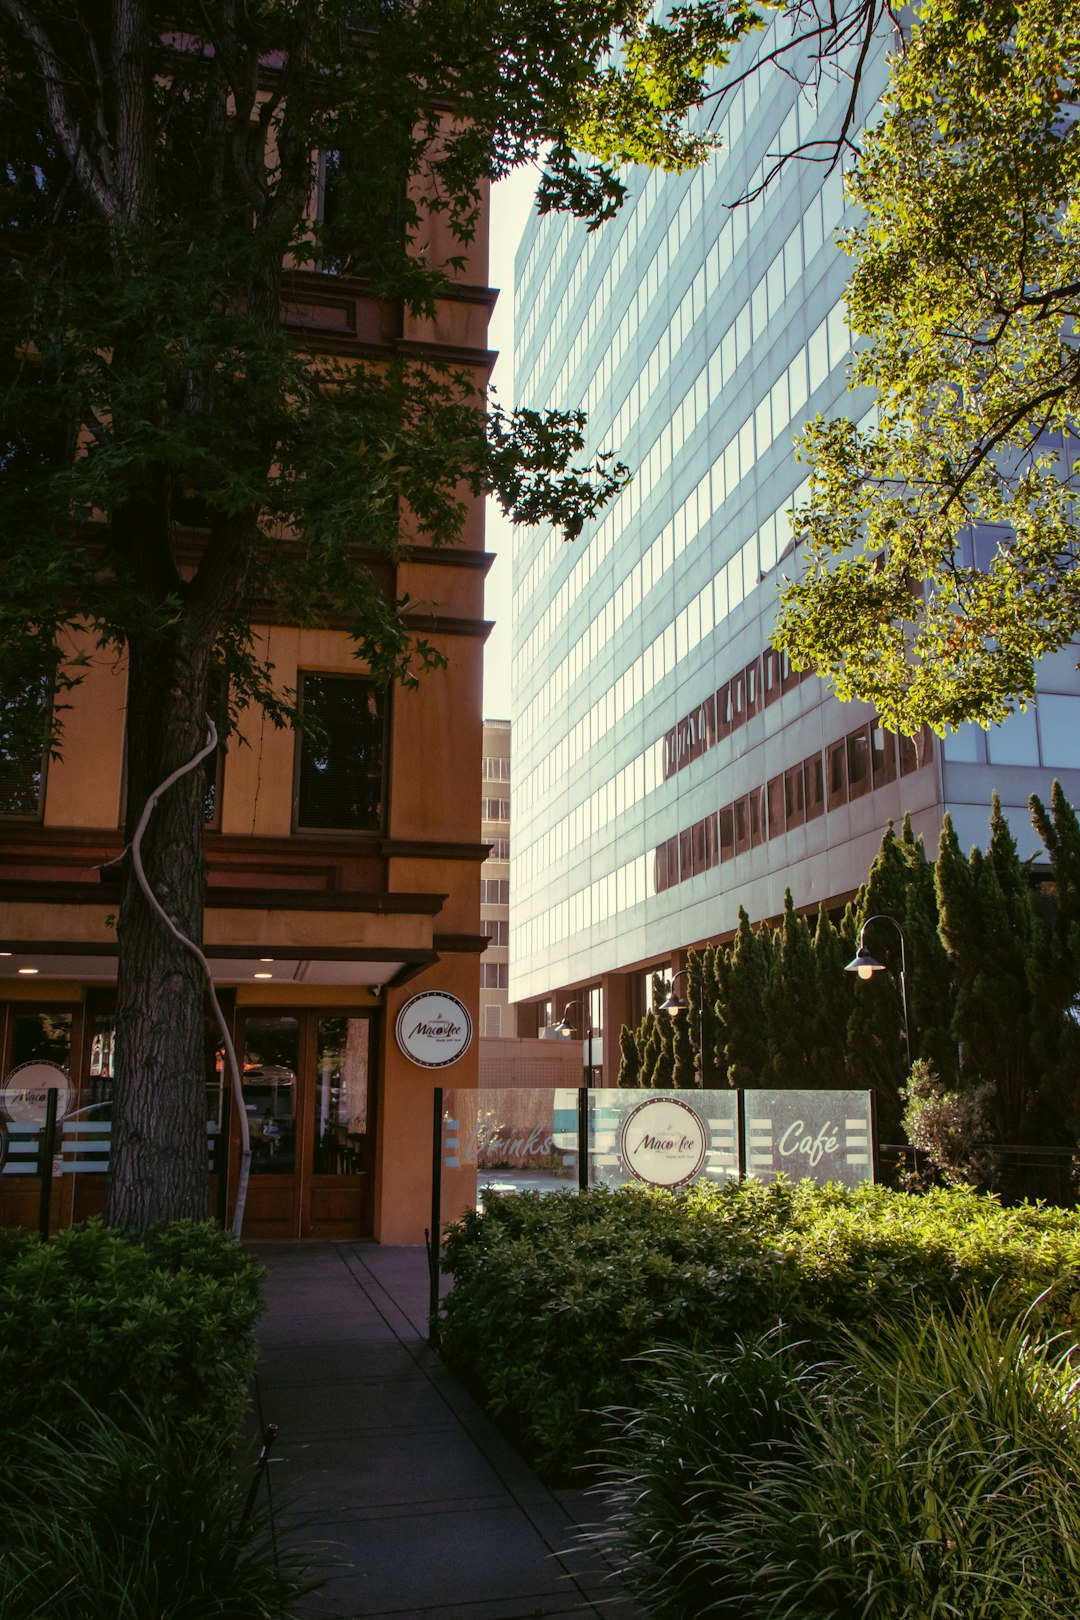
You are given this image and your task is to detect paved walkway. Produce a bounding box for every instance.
[249,1243,646,1620]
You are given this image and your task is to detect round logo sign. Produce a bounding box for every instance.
[1,1061,71,1126]
[620,1096,707,1188]
[395,991,473,1069]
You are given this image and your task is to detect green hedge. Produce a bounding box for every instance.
[0,1218,263,1487]
[439,1181,1080,1480]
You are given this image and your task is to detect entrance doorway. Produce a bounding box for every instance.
[233,1009,376,1239]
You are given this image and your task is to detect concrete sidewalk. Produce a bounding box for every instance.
[249,1243,646,1620]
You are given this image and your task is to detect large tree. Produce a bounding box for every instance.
[5,0,796,1229]
[774,0,1080,733]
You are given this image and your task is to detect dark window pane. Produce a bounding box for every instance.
[767,775,785,837]
[745,659,761,718]
[692,818,706,873]
[716,683,732,740]
[719,803,735,860]
[243,1015,299,1175]
[296,675,385,831]
[313,1016,370,1176]
[827,740,847,810]
[734,796,750,854]
[763,647,782,705]
[702,695,717,749]
[749,784,765,846]
[900,725,933,776]
[805,754,825,820]
[0,673,49,819]
[730,671,745,727]
[784,763,805,827]
[678,717,692,769]
[663,727,678,779]
[680,828,693,880]
[847,725,871,800]
[704,812,719,868]
[871,719,898,788]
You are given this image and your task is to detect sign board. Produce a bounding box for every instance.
[743,1090,873,1187]
[619,1095,708,1187]
[396,991,473,1069]
[1,1061,71,1126]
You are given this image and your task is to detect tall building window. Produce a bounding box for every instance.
[0,674,50,820]
[294,674,386,832]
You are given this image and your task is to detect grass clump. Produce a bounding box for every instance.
[598,1301,1080,1617]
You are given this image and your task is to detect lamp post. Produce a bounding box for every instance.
[845,913,912,1072]
[548,999,593,1091]
[658,968,706,1088]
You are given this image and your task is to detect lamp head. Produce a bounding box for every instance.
[659,991,687,1016]
[845,944,885,980]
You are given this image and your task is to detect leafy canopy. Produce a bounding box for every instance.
[774,0,1080,733]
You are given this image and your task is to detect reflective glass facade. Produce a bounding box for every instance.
[509,21,1080,1014]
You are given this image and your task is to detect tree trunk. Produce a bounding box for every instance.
[105,629,214,1230]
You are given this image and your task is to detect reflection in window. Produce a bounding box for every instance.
[243,1016,298,1175]
[1037,694,1080,768]
[0,674,50,819]
[295,674,385,832]
[986,707,1039,768]
[314,1017,370,1176]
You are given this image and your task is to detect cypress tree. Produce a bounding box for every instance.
[764,891,819,1088]
[721,907,775,1088]
[811,905,853,1087]
[845,824,914,1140]
[617,1024,643,1088]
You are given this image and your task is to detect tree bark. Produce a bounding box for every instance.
[105,626,215,1230]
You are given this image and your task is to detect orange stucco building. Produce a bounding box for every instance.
[0,215,495,1244]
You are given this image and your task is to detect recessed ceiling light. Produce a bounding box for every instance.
[254,972,273,980]
[0,951,11,958]
[18,966,39,975]
[259,957,274,962]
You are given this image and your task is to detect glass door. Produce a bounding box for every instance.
[234,1010,375,1239]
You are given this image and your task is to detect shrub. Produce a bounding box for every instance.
[0,1218,263,1489]
[438,1181,1080,1479]
[599,1301,1080,1618]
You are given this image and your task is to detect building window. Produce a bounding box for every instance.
[481,962,509,989]
[805,754,825,820]
[719,803,735,860]
[483,920,509,948]
[0,674,50,820]
[847,725,871,800]
[749,784,766,847]
[481,878,509,905]
[482,797,510,821]
[294,674,386,832]
[785,762,806,827]
[484,1005,502,1036]
[484,838,510,860]
[767,774,785,837]
[899,725,934,776]
[826,739,848,810]
[871,720,898,788]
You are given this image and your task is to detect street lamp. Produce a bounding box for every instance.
[845,913,912,1071]
[659,968,706,1088]
[547,999,593,1090]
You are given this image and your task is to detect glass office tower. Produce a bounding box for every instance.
[509,21,1080,1070]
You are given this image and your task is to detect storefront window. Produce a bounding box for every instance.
[242,1016,299,1174]
[313,1017,369,1175]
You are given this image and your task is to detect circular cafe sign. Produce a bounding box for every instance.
[395,991,473,1070]
[1,1061,71,1126]
[620,1096,708,1189]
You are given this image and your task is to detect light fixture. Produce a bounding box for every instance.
[0,951,11,957]
[253,971,273,980]
[659,988,687,1015]
[18,966,39,975]
[845,944,885,981]
[259,957,274,963]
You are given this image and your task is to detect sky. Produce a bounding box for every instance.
[482,166,545,719]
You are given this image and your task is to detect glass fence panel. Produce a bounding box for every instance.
[743,1090,873,1186]
[438,1087,580,1228]
[588,1089,739,1190]
[0,1086,220,1179]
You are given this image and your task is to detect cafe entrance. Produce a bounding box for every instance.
[233,1008,377,1240]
